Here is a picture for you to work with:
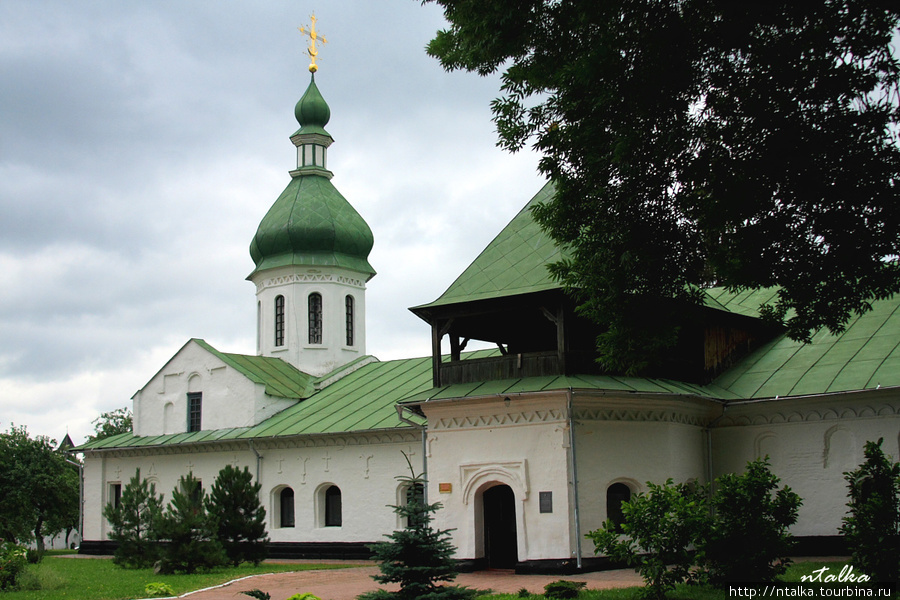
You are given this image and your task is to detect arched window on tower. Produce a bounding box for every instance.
[345,295,354,346]
[606,482,632,533]
[274,295,285,347]
[309,293,323,344]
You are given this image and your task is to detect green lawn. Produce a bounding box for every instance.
[7,556,354,600]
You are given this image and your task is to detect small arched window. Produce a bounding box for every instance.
[274,295,285,347]
[607,482,632,533]
[280,487,295,528]
[309,293,323,344]
[324,485,342,527]
[345,295,354,346]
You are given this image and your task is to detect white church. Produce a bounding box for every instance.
[76,59,900,573]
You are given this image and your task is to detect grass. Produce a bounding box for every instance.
[474,561,860,600]
[6,556,356,600]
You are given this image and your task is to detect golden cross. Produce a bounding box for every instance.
[298,14,327,73]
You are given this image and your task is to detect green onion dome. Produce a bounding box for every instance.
[248,75,375,279]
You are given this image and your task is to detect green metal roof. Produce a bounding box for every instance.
[413,181,564,310]
[713,294,900,398]
[192,339,315,399]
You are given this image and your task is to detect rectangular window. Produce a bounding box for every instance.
[187,392,202,432]
[110,483,122,509]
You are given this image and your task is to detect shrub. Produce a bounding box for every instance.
[702,457,801,585]
[24,548,42,564]
[154,473,226,574]
[517,588,531,598]
[286,594,321,600]
[206,465,269,566]
[144,582,176,597]
[543,580,586,599]
[103,468,164,569]
[587,479,708,600]
[841,438,900,585]
[0,542,27,590]
[241,591,270,600]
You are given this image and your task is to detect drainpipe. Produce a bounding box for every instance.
[567,388,583,570]
[705,403,728,490]
[248,440,263,484]
[396,404,428,504]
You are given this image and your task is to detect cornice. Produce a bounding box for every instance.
[716,391,900,427]
[82,429,421,460]
[255,271,367,292]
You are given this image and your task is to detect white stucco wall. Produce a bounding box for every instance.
[132,340,297,437]
[711,391,900,537]
[573,395,711,559]
[251,265,367,377]
[422,394,573,564]
[81,430,422,544]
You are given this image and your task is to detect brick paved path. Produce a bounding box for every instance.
[179,563,644,600]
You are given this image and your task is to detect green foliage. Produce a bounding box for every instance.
[702,457,801,585]
[360,458,475,600]
[424,0,900,373]
[102,468,164,569]
[144,581,176,597]
[587,480,708,600]
[0,542,28,590]
[516,588,531,598]
[154,473,226,574]
[840,438,900,585]
[206,465,269,566]
[0,425,79,552]
[543,580,586,599]
[86,407,133,442]
[286,594,321,600]
[23,550,41,566]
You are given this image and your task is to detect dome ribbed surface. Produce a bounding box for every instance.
[249,174,375,277]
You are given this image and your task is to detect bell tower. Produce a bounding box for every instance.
[248,26,375,376]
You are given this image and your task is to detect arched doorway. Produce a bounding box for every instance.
[482,484,517,569]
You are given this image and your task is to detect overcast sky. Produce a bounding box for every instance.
[0,0,545,445]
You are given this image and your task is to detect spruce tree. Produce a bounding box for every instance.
[155,472,226,574]
[102,468,164,568]
[359,461,474,600]
[206,464,269,566]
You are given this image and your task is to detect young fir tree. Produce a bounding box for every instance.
[359,462,475,600]
[155,472,226,574]
[102,468,164,568]
[841,438,900,585]
[206,464,269,566]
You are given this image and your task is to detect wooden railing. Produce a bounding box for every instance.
[440,351,561,385]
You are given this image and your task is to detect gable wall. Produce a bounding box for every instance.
[133,341,294,437]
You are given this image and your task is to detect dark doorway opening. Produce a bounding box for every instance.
[483,484,517,569]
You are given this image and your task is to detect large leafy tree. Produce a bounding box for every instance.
[0,425,80,552]
[86,407,133,443]
[425,1,900,373]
